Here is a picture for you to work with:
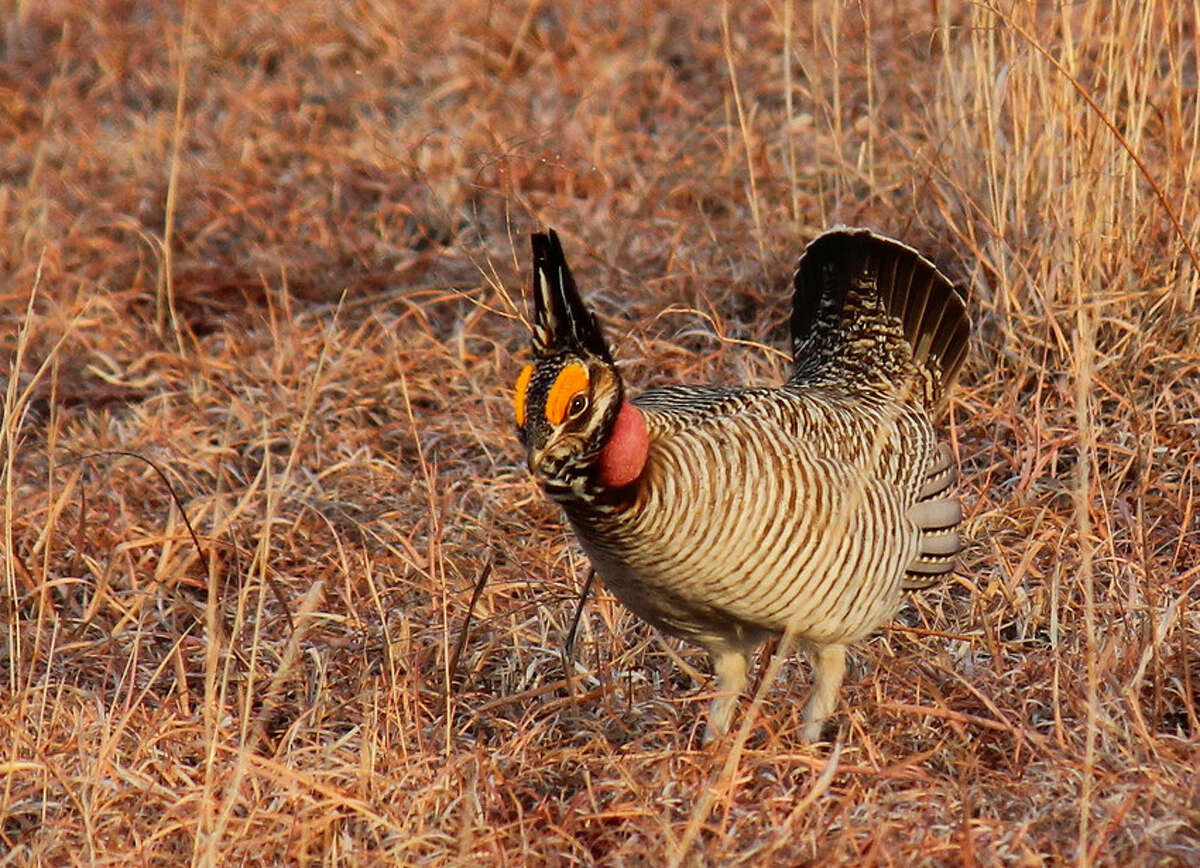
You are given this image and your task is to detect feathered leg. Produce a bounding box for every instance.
[802,643,847,742]
[704,646,751,742]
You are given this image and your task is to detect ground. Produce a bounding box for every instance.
[1,0,1198,863]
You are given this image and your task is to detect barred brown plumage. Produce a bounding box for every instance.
[515,227,969,742]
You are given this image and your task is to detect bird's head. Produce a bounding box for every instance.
[514,230,647,497]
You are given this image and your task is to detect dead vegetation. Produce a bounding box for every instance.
[2,0,1198,863]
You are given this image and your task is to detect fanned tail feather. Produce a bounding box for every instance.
[790,228,970,411]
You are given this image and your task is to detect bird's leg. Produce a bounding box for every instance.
[802,643,847,742]
[704,646,751,742]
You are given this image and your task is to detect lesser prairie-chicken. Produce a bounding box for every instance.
[514,228,968,741]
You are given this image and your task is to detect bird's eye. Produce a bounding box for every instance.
[567,393,589,418]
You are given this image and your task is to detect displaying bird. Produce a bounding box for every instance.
[513,227,969,741]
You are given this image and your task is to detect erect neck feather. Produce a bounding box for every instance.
[598,401,648,489]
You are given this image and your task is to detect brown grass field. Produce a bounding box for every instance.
[3,0,1199,863]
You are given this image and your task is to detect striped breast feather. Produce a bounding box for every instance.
[632,412,919,640]
[790,228,970,411]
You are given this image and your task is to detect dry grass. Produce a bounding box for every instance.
[2,0,1198,863]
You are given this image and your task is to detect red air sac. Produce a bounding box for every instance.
[599,401,648,489]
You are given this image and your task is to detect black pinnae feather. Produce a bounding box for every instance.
[529,229,611,361]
